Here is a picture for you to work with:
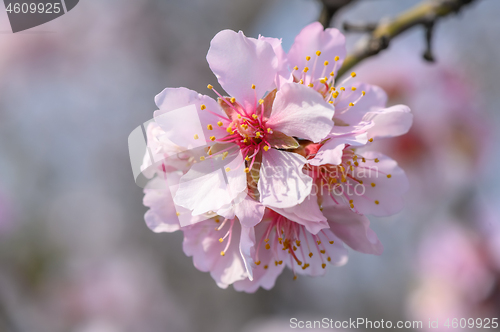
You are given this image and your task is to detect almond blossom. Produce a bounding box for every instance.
[140,23,412,292]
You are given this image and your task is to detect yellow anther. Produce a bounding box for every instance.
[303,67,309,73]
[226,127,233,133]
[329,178,337,184]
[200,104,206,110]
[237,114,242,119]
[255,132,261,137]
[230,97,236,103]
[207,84,213,90]
[316,50,321,56]
[215,218,220,223]
[306,56,311,61]
[267,128,272,133]
[222,151,229,160]
[225,167,230,172]
[176,212,181,216]
[275,261,279,266]
[263,145,269,151]
[330,71,334,76]
[293,275,298,280]
[258,99,264,105]
[220,251,225,256]
[340,87,345,91]
[219,238,223,243]
[362,158,366,163]
[209,136,216,141]
[330,87,336,91]
[329,241,334,244]
[362,91,366,96]
[243,138,248,143]
[241,124,248,129]
[299,79,304,84]
[368,138,373,142]
[251,84,256,89]
[349,199,353,204]
[320,78,326,84]
[252,114,258,119]
[264,238,269,242]
[245,156,250,161]
[327,257,331,262]
[334,56,340,61]
[359,180,364,184]
[349,103,355,107]
[387,174,392,178]
[317,240,321,245]
[293,66,299,71]
[351,72,357,78]
[329,101,334,104]
[333,92,339,98]
[297,261,302,266]
[374,158,380,163]
[308,83,314,87]
[217,121,223,127]
[341,177,346,183]
[194,134,199,140]
[354,161,359,166]
[207,124,213,130]
[244,168,250,173]
[351,87,357,91]
[324,60,329,66]
[264,265,268,269]
[371,183,376,187]
[350,204,354,209]
[255,261,261,266]
[375,200,380,205]
[200,156,205,161]
[278,261,283,265]
[309,252,313,258]
[320,250,326,254]
[265,243,271,250]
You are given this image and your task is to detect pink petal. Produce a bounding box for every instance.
[234,195,265,228]
[322,205,383,255]
[143,177,181,233]
[342,151,409,217]
[270,193,329,234]
[310,132,368,166]
[239,225,256,281]
[364,105,413,139]
[287,22,346,80]
[334,83,387,126]
[182,219,247,288]
[258,149,313,209]
[207,30,278,107]
[259,36,289,81]
[174,151,247,219]
[233,220,285,292]
[154,87,227,148]
[267,82,334,142]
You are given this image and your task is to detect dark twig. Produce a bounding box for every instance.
[318,0,357,28]
[336,0,479,78]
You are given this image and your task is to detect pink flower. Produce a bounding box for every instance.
[139,23,412,292]
[153,29,335,220]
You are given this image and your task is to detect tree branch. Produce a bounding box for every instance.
[318,0,357,28]
[336,0,478,78]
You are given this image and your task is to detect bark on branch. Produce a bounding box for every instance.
[327,0,479,78]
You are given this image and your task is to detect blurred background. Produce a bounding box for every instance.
[0,0,499,331]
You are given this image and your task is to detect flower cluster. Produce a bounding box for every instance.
[141,22,412,292]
